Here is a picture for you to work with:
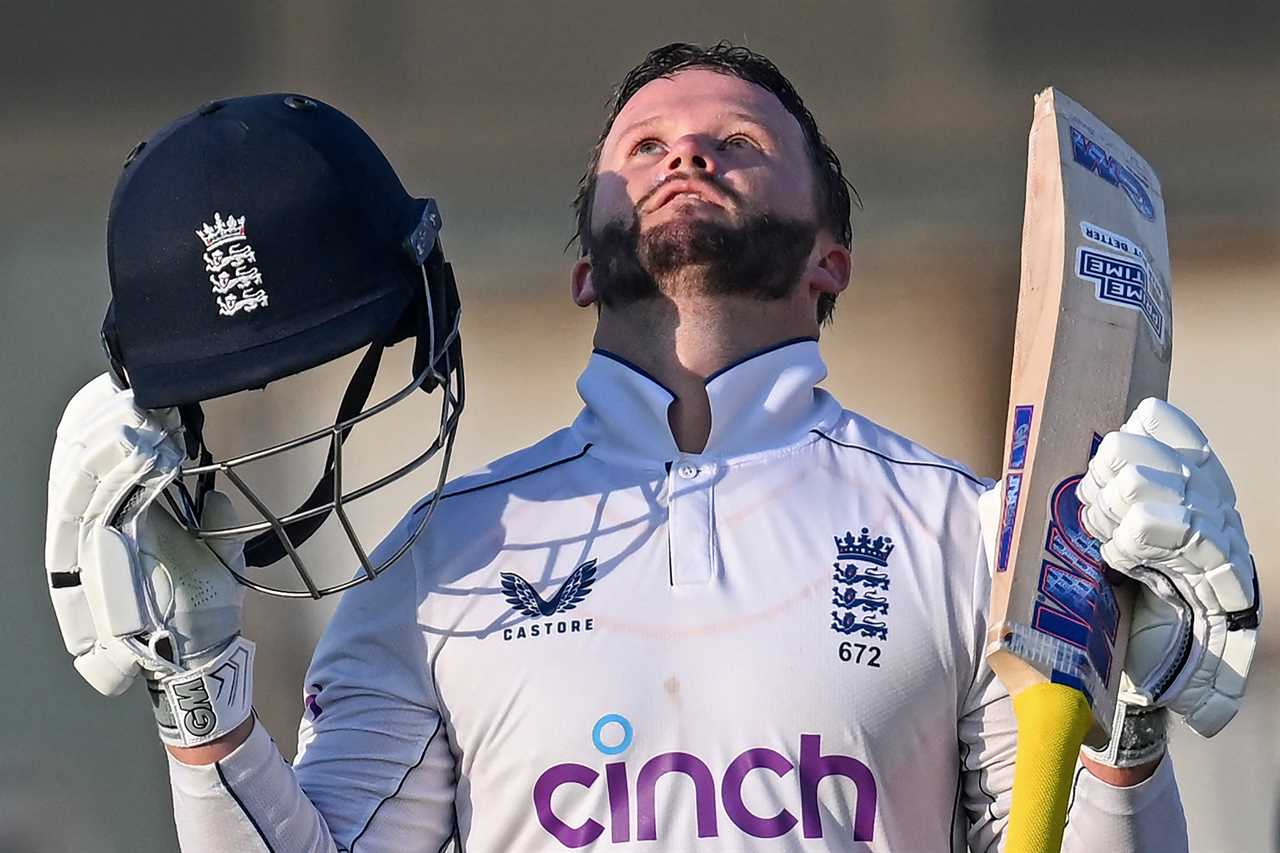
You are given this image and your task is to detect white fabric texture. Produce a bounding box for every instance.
[167,341,1189,851]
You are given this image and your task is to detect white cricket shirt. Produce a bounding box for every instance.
[169,339,1188,851]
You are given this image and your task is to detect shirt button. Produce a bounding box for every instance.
[676,463,698,479]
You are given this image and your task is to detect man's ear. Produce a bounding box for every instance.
[810,241,852,298]
[571,257,597,307]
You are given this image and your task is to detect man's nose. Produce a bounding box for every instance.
[664,135,717,175]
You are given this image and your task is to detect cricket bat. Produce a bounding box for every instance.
[986,88,1174,852]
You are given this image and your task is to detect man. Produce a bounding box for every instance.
[48,43,1257,851]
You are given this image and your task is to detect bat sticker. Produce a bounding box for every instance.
[1076,246,1168,344]
[1027,474,1122,686]
[1079,221,1145,260]
[1009,405,1034,470]
[995,406,1035,573]
[996,473,1023,573]
[1069,126,1157,221]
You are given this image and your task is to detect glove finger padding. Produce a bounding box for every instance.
[1080,462,1187,542]
[45,374,185,695]
[47,375,257,746]
[1080,430,1183,495]
[1105,503,1258,737]
[1123,397,1236,507]
[56,373,120,431]
[71,635,143,697]
[1076,398,1260,739]
[1101,496,1254,616]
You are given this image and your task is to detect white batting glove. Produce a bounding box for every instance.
[45,374,255,747]
[1076,398,1260,745]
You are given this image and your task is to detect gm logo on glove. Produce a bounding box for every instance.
[171,676,217,738]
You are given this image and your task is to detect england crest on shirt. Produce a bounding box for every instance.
[830,527,894,666]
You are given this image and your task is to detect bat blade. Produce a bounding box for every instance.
[986,88,1174,852]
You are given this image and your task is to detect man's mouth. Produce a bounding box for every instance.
[644,179,727,213]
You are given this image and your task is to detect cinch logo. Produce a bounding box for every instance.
[532,714,877,847]
[501,559,597,642]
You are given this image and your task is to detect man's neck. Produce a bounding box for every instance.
[593,294,818,454]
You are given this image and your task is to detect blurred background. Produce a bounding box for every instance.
[1,1,1275,850]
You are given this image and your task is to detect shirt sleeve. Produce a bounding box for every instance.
[166,520,458,852]
[959,517,1190,852]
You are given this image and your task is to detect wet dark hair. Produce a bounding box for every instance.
[571,41,857,324]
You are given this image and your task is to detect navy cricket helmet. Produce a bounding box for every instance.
[101,93,464,598]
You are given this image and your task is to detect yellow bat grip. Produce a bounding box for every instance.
[1005,682,1094,853]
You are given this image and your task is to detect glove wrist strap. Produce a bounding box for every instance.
[148,636,255,748]
[1083,703,1168,769]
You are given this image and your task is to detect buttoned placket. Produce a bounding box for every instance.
[572,342,836,589]
[666,457,720,586]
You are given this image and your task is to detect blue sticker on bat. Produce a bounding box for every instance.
[1050,668,1093,708]
[1032,561,1115,685]
[1009,406,1033,471]
[1030,473,1121,686]
[1070,126,1156,221]
[996,472,1023,573]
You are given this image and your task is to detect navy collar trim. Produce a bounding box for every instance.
[705,336,819,383]
[589,348,676,397]
[591,336,820,391]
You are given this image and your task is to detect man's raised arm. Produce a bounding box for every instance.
[47,377,456,851]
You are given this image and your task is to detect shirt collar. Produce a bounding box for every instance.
[571,338,838,463]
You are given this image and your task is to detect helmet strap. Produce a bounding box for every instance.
[176,402,216,521]
[243,341,385,568]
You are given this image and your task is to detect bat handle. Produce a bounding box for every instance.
[1005,682,1094,853]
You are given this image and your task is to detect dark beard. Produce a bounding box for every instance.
[588,211,818,307]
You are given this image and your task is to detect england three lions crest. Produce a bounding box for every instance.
[196,212,269,317]
[831,527,895,644]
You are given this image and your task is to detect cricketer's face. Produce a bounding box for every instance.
[576,68,839,310]
[591,68,819,236]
